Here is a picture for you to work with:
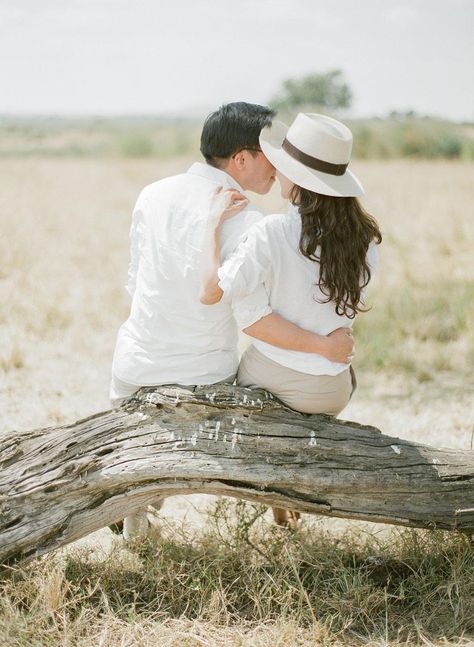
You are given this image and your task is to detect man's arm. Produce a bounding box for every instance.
[243,313,354,365]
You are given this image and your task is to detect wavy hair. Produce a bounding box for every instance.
[291,186,382,318]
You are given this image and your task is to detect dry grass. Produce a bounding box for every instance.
[2,501,474,647]
[1,157,474,645]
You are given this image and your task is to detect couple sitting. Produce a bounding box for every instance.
[110,102,381,537]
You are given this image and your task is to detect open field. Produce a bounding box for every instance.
[1,157,474,645]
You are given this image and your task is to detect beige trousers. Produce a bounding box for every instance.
[237,345,355,415]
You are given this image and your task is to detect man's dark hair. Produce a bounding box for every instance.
[200,102,275,167]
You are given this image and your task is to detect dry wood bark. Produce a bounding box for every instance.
[1,384,473,564]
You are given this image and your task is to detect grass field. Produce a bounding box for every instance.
[1,156,474,645]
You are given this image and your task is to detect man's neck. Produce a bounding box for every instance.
[220,166,242,187]
[204,161,245,192]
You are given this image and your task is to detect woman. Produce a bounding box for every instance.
[200,113,382,527]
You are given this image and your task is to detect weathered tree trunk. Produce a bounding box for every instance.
[1,384,473,564]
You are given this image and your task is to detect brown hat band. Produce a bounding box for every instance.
[282,138,349,176]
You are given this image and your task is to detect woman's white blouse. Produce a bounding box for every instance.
[218,206,378,376]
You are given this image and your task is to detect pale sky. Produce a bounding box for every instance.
[0,0,473,121]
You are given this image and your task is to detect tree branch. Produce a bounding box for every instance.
[1,384,473,564]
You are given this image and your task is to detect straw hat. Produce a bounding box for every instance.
[259,112,364,197]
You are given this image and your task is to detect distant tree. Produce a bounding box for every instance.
[389,109,418,120]
[271,70,352,113]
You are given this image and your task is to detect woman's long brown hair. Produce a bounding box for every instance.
[291,186,382,318]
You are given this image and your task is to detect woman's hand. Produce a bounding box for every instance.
[212,186,249,224]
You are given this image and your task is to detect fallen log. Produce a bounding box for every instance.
[1,384,473,564]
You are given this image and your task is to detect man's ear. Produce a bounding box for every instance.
[231,151,247,169]
[221,153,247,187]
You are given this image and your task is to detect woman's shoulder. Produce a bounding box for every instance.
[239,209,300,252]
[262,212,288,228]
[258,212,297,236]
[239,212,284,239]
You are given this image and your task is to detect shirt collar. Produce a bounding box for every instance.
[287,202,300,218]
[187,162,245,193]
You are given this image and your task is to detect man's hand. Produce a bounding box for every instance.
[321,327,355,364]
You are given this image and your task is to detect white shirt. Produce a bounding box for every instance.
[111,162,271,395]
[218,205,377,376]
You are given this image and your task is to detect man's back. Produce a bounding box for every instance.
[111,162,269,390]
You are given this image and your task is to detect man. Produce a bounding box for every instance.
[110,102,354,537]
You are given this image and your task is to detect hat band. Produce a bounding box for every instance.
[282,138,349,176]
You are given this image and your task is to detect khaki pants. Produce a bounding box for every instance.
[237,345,355,415]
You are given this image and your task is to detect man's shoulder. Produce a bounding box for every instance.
[138,169,218,206]
[139,173,190,200]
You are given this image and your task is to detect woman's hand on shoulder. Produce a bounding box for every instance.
[211,186,249,224]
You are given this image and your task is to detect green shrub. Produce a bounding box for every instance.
[119,133,155,158]
[349,118,472,160]
[0,116,472,160]
[436,133,463,158]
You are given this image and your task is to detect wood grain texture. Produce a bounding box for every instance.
[1,384,473,564]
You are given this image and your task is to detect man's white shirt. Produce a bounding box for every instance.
[110,162,271,397]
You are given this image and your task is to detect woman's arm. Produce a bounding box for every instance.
[200,188,249,305]
[200,190,355,363]
[244,314,354,364]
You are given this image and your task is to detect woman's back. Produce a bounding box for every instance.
[218,205,377,376]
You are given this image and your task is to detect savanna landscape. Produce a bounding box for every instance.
[1,121,474,646]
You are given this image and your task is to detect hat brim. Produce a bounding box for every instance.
[259,120,364,198]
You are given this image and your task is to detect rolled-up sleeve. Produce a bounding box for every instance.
[231,284,272,330]
[217,220,271,302]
